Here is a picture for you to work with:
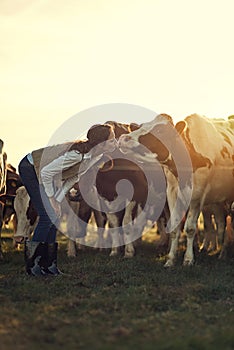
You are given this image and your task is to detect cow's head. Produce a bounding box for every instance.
[6,164,22,196]
[104,121,141,139]
[104,121,131,139]
[119,114,177,163]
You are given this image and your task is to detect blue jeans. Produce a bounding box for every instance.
[18,156,58,243]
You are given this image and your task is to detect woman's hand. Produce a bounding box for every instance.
[49,197,61,218]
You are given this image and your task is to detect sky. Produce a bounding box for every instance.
[1,0,234,167]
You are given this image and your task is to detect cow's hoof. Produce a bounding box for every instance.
[164,259,174,268]
[218,251,225,260]
[14,236,25,244]
[109,250,118,257]
[67,255,77,258]
[183,259,194,266]
[124,253,134,259]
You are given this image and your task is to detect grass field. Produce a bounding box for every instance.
[0,227,234,350]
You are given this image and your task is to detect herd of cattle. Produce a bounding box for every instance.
[0,113,234,266]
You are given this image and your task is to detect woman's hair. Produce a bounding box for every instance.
[69,123,113,154]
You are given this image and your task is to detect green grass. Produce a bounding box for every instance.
[0,229,234,350]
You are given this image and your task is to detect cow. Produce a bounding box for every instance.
[0,139,7,259]
[13,186,38,242]
[13,185,108,256]
[74,120,169,258]
[0,140,6,193]
[0,144,21,258]
[94,156,148,257]
[2,165,22,243]
[4,165,22,216]
[119,113,234,266]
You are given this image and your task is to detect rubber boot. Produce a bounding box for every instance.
[43,242,63,275]
[24,240,47,276]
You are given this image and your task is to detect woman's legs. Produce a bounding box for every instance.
[18,156,59,243]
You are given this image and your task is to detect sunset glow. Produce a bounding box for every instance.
[1,0,234,167]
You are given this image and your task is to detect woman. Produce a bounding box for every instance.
[18,123,116,276]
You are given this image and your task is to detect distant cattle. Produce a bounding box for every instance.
[0,142,21,258]
[3,165,22,226]
[119,113,234,266]
[0,139,7,259]
[0,140,6,197]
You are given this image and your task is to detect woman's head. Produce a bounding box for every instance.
[87,123,114,147]
[69,123,115,154]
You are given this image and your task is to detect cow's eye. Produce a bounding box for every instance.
[124,135,131,142]
[11,181,17,187]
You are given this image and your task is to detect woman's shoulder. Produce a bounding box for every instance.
[63,149,83,161]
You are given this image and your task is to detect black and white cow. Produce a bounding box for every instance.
[119,113,234,266]
[73,120,170,258]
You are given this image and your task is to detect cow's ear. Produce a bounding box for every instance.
[130,122,140,131]
[175,121,187,135]
[3,152,7,162]
[0,139,3,153]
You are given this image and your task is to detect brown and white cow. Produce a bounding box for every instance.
[119,113,234,266]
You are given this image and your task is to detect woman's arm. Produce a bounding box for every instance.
[40,150,83,197]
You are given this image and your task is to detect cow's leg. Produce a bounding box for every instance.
[207,208,226,252]
[163,165,195,267]
[0,203,4,260]
[183,204,200,265]
[200,209,214,253]
[71,201,89,239]
[215,209,226,252]
[67,239,77,257]
[219,214,234,259]
[131,203,142,240]
[163,175,185,267]
[0,225,3,260]
[209,214,218,252]
[126,203,145,250]
[11,213,21,249]
[93,210,107,249]
[156,202,170,253]
[66,200,91,253]
[107,212,124,256]
[164,227,180,267]
[156,216,170,256]
[122,201,137,258]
